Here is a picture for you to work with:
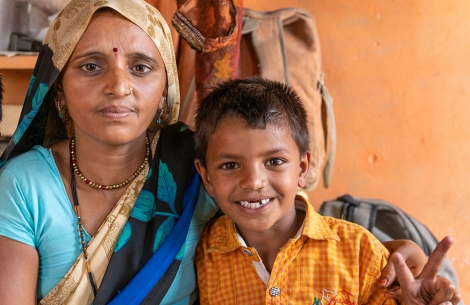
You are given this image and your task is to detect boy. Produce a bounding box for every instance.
[194,76,459,305]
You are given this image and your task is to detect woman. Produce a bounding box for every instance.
[0,1,217,304]
[0,0,458,304]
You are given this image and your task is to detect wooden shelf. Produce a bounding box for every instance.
[0,54,38,106]
[0,55,36,134]
[0,54,38,69]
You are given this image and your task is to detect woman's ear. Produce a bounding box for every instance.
[194,159,215,197]
[297,151,311,188]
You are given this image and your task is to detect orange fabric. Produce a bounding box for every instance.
[172,0,243,129]
[196,196,397,305]
[145,0,243,130]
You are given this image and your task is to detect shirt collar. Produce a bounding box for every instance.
[208,195,340,253]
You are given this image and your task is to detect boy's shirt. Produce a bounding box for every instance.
[195,196,397,305]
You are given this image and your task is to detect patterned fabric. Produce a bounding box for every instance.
[39,148,150,304]
[0,0,201,304]
[170,0,243,129]
[97,122,200,305]
[196,196,398,305]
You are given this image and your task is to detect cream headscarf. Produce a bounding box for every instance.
[0,0,180,166]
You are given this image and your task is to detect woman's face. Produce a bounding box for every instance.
[59,10,167,145]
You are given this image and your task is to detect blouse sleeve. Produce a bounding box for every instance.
[0,167,36,248]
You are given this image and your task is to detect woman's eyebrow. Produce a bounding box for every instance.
[128,52,160,66]
[72,51,106,61]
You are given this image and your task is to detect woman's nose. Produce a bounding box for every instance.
[239,166,266,191]
[105,65,132,97]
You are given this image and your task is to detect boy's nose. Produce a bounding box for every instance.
[239,167,266,191]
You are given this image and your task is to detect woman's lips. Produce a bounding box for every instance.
[99,106,134,119]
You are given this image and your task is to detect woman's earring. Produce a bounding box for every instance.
[57,100,64,118]
[156,108,163,127]
[156,97,166,127]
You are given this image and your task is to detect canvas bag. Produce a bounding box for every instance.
[237,8,336,191]
[319,194,462,292]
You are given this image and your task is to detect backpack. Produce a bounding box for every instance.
[237,8,336,191]
[319,194,461,289]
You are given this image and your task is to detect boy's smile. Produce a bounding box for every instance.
[196,117,310,236]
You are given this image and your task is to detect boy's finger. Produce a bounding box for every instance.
[379,262,397,288]
[379,240,427,288]
[419,236,453,279]
[391,252,415,287]
[433,275,461,305]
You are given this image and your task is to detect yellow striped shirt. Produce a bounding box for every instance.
[196,196,397,305]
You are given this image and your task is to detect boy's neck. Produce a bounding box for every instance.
[236,200,306,273]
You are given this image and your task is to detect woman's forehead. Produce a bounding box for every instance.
[76,10,158,53]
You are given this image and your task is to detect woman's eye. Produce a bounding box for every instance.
[221,162,237,170]
[82,63,100,72]
[266,158,284,166]
[133,64,151,73]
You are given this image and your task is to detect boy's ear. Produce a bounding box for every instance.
[194,159,215,197]
[297,151,311,188]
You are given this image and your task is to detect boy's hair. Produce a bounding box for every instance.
[194,76,310,167]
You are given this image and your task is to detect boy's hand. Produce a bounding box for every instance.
[384,236,461,305]
[381,239,428,286]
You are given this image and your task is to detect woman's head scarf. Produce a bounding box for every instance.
[0,0,180,167]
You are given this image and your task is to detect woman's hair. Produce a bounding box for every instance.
[194,76,310,167]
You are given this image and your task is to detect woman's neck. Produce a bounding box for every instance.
[70,133,150,187]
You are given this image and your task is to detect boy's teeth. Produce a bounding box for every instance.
[238,199,270,209]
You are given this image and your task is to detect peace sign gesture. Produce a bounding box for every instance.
[384,236,462,305]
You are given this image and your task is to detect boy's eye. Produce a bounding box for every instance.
[220,162,238,170]
[266,158,284,166]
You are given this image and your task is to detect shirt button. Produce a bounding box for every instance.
[243,249,252,256]
[269,286,280,297]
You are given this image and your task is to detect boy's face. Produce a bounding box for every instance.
[195,117,310,234]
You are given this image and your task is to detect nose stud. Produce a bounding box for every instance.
[129,87,133,95]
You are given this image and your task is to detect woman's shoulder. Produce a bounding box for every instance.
[0,145,57,179]
[158,122,195,158]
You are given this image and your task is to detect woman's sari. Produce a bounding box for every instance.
[0,0,199,303]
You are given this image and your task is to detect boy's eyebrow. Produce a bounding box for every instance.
[264,148,290,155]
[212,148,291,161]
[212,153,241,161]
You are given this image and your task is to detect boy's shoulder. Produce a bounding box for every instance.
[199,215,237,250]
[314,215,389,256]
[299,197,388,256]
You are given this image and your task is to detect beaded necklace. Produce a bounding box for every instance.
[70,136,150,190]
[68,135,150,296]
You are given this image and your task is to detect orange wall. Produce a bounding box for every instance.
[244,0,470,300]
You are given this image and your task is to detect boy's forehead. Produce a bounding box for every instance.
[209,116,294,144]
[212,114,289,133]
